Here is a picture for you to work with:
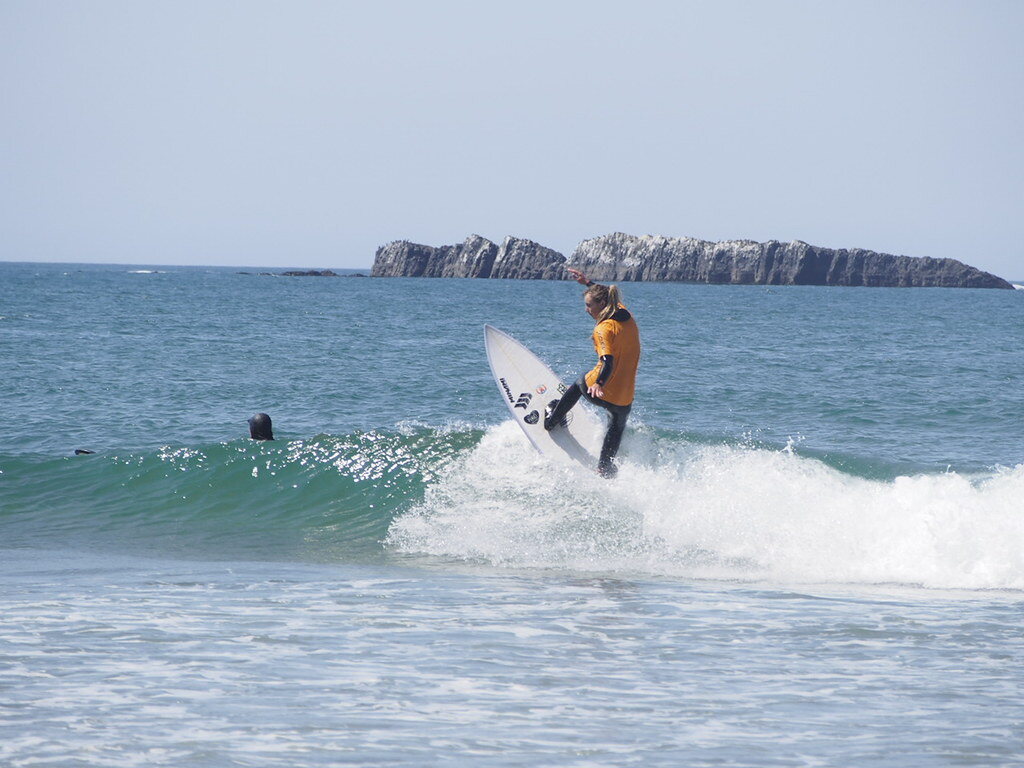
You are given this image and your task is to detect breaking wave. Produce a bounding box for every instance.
[3,421,1021,589]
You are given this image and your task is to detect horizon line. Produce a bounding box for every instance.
[0,259,373,271]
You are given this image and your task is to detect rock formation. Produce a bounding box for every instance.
[372,235,565,280]
[569,234,1013,289]
[371,233,1012,289]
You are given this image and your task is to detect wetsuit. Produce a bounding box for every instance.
[544,304,641,477]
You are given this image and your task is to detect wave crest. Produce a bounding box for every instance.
[387,422,1024,590]
[1,427,476,560]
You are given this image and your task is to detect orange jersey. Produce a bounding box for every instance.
[584,306,640,406]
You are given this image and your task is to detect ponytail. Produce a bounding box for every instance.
[583,283,622,322]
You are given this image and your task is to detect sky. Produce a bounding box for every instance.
[2,1,1022,277]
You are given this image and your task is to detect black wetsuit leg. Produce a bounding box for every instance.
[555,376,632,477]
[596,403,631,478]
[543,382,584,430]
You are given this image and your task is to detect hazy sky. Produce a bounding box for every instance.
[2,1,1022,276]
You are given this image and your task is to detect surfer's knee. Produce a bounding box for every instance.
[248,412,275,441]
[544,383,583,430]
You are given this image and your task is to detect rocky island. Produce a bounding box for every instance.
[371,233,1012,289]
[280,269,340,277]
[371,235,565,280]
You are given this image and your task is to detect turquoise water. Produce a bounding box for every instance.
[2,262,1023,766]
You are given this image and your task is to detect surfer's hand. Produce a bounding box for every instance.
[567,268,589,285]
[588,383,604,399]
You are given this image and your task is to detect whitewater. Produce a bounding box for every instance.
[2,262,1023,766]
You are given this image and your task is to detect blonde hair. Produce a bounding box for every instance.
[584,283,623,322]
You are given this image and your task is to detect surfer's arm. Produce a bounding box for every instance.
[587,323,615,397]
[588,355,614,398]
[595,355,614,386]
[566,267,594,286]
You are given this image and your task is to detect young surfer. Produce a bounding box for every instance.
[544,268,640,478]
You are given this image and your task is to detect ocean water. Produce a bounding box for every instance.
[2,261,1023,767]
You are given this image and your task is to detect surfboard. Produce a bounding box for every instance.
[484,324,604,468]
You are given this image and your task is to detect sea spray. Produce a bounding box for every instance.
[388,422,1024,589]
[387,423,647,568]
[630,444,1024,589]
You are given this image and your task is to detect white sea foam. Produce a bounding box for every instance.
[387,422,1024,590]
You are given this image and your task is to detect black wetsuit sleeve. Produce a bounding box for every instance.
[595,355,614,386]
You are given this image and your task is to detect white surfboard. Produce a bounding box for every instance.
[484,324,604,468]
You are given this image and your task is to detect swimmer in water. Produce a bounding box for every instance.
[248,412,275,441]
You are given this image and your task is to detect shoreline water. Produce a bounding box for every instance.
[3,545,1023,768]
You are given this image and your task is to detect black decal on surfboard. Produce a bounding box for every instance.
[523,410,540,425]
[499,377,515,404]
[514,393,533,409]
[557,383,568,395]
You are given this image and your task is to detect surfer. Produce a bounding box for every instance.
[248,412,275,441]
[544,268,640,478]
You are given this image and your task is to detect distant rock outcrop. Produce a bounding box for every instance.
[569,234,1013,289]
[371,232,1012,289]
[372,235,565,280]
